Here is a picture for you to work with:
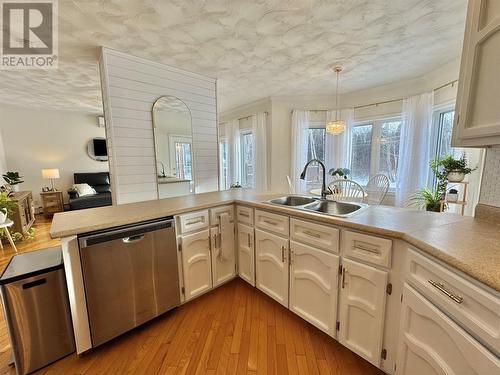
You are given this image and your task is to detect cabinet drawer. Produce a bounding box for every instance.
[255,210,289,236]
[343,230,392,268]
[236,205,254,225]
[290,219,339,253]
[178,210,209,234]
[209,205,234,226]
[406,248,500,354]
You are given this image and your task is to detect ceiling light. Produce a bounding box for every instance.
[326,66,345,135]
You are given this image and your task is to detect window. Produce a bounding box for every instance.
[434,109,460,159]
[219,139,229,190]
[305,127,326,189]
[350,118,402,188]
[240,132,254,188]
[174,142,192,180]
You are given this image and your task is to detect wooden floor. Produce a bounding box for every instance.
[0,217,383,375]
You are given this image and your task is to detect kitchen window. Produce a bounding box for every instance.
[350,118,402,188]
[240,131,255,188]
[305,127,326,189]
[219,139,229,190]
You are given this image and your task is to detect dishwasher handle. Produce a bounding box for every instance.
[79,218,173,248]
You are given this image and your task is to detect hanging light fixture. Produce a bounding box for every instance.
[326,66,346,135]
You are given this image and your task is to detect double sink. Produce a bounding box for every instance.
[266,196,367,218]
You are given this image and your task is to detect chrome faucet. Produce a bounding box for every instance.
[300,159,329,199]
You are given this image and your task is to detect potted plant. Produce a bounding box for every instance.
[447,188,459,203]
[410,187,442,212]
[230,182,242,189]
[0,192,17,223]
[2,171,24,192]
[438,154,476,183]
[329,168,350,180]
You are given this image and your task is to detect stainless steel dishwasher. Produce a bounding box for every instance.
[78,218,180,347]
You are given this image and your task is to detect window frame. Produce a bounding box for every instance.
[218,137,229,190]
[350,116,402,190]
[240,130,255,188]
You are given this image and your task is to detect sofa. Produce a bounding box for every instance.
[68,172,112,210]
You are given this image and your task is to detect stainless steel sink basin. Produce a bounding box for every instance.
[303,200,364,217]
[268,196,317,206]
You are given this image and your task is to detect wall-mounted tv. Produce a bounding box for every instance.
[93,138,107,157]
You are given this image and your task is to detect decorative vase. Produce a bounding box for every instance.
[447,170,465,182]
[0,210,6,224]
[447,192,459,202]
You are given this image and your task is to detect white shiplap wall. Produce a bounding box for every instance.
[99,48,219,204]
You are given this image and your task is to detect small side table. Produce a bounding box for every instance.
[0,219,17,252]
[40,191,64,217]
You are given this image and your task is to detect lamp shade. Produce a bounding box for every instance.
[42,168,60,179]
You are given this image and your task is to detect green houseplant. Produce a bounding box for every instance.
[0,192,17,223]
[410,187,442,212]
[2,171,24,192]
[329,168,350,179]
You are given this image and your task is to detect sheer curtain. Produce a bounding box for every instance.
[326,108,354,172]
[396,92,434,207]
[290,110,310,193]
[225,119,240,187]
[252,112,268,192]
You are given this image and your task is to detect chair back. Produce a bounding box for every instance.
[328,179,365,202]
[366,174,390,205]
[286,175,295,194]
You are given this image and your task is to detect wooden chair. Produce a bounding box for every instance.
[327,179,366,202]
[366,174,390,205]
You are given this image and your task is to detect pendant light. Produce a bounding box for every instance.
[326,66,346,135]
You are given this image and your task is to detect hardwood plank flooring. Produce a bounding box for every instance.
[0,217,384,375]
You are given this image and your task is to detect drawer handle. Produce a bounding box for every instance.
[263,219,278,226]
[239,212,250,218]
[186,218,204,225]
[428,279,463,304]
[303,230,320,238]
[353,241,380,255]
[281,246,286,263]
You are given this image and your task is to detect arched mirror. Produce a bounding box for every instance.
[152,96,194,198]
[87,137,108,162]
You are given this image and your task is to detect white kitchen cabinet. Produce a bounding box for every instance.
[396,284,500,375]
[179,229,212,301]
[210,224,236,288]
[255,229,289,307]
[338,258,388,367]
[453,0,500,147]
[289,240,339,337]
[237,223,255,286]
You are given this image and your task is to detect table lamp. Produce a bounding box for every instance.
[42,168,60,191]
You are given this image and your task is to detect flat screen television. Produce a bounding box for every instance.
[93,139,107,157]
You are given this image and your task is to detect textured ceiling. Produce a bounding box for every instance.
[0,0,467,113]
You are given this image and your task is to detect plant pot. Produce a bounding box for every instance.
[0,210,6,224]
[447,170,465,182]
[447,193,459,202]
[11,184,19,192]
[426,203,441,212]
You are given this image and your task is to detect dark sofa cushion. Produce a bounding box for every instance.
[74,172,110,186]
[69,192,112,210]
[93,185,111,194]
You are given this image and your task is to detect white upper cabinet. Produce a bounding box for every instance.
[338,258,388,367]
[180,229,212,301]
[237,223,255,286]
[211,224,236,288]
[453,0,500,147]
[255,229,289,307]
[396,284,500,375]
[289,241,340,338]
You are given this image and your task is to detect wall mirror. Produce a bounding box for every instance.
[87,137,108,162]
[152,95,194,198]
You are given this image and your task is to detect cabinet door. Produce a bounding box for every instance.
[211,224,236,287]
[255,229,289,307]
[338,258,388,367]
[237,223,255,286]
[180,229,212,301]
[396,284,500,375]
[453,0,500,146]
[289,241,339,337]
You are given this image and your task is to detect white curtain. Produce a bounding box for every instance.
[325,108,354,172]
[252,112,268,192]
[396,92,434,207]
[290,110,310,193]
[225,119,240,187]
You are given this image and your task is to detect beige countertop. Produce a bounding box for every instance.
[50,190,500,292]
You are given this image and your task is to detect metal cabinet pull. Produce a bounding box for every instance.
[122,234,145,244]
[342,268,348,289]
[303,230,320,238]
[353,240,380,255]
[247,233,251,247]
[213,234,218,248]
[186,217,204,225]
[239,212,250,217]
[263,219,277,226]
[428,279,463,304]
[281,246,286,262]
[209,236,212,252]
